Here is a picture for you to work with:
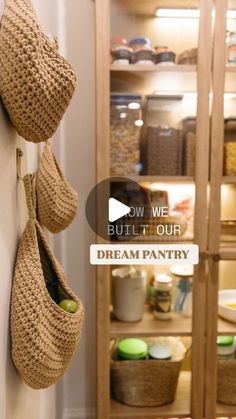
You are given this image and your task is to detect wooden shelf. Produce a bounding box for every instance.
[218,317,236,335]
[110,64,197,73]
[113,0,198,16]
[110,371,191,418]
[226,66,236,73]
[110,311,192,338]
[222,176,236,184]
[217,402,236,416]
[110,176,194,183]
[220,246,236,260]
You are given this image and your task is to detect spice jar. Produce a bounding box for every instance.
[227,32,236,65]
[155,48,176,66]
[118,338,148,360]
[129,38,155,65]
[217,336,235,359]
[111,36,133,65]
[154,273,173,320]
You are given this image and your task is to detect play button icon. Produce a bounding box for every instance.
[109,198,131,222]
[85,176,150,241]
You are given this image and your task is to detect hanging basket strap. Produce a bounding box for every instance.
[23,174,36,219]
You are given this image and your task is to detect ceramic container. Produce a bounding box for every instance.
[112,267,147,322]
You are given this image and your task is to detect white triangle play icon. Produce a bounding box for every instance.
[109,198,131,222]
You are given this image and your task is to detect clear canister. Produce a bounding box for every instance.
[110,94,142,176]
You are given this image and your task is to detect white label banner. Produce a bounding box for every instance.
[90,244,199,265]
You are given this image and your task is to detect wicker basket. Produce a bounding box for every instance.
[146,126,183,176]
[218,358,236,404]
[224,141,236,175]
[111,338,186,407]
[178,48,198,65]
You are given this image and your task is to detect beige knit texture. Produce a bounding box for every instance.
[0,0,76,143]
[11,175,84,389]
[36,144,78,233]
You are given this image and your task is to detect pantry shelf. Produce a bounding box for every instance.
[110,64,197,73]
[218,317,236,335]
[217,402,236,416]
[226,66,236,73]
[222,176,236,183]
[110,310,192,338]
[220,246,236,260]
[110,371,191,418]
[116,0,199,16]
[110,176,194,183]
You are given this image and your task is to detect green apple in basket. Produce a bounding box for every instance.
[59,299,78,313]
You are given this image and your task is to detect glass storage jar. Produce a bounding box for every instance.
[110,93,142,176]
[154,273,173,320]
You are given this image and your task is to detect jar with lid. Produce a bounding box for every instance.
[110,93,142,176]
[118,338,148,360]
[112,266,147,322]
[154,273,173,320]
[171,265,193,317]
[111,36,133,65]
[148,343,172,360]
[227,32,236,65]
[217,336,235,360]
[129,38,155,65]
[155,47,176,66]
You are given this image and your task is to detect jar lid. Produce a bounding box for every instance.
[129,37,151,46]
[170,265,194,277]
[111,36,128,47]
[154,273,172,284]
[217,336,234,347]
[148,344,172,360]
[118,338,148,360]
[110,93,142,103]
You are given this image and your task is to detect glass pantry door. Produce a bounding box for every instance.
[207,0,236,418]
[96,1,213,419]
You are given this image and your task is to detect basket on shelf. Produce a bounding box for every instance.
[217,358,236,405]
[224,141,236,176]
[111,337,187,407]
[145,126,183,176]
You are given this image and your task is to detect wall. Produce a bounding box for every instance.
[0,1,57,418]
[0,0,96,417]
[53,1,97,418]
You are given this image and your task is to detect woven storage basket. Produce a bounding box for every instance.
[0,0,76,143]
[224,141,236,176]
[218,359,236,404]
[36,143,78,233]
[146,127,183,176]
[111,337,186,407]
[11,174,84,389]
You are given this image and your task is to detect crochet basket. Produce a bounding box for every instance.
[11,174,84,389]
[111,337,186,407]
[0,0,76,143]
[36,144,78,233]
[217,358,236,404]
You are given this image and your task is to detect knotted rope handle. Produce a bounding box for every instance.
[23,174,37,219]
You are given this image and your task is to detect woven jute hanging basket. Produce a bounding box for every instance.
[11,174,84,389]
[36,143,78,233]
[0,0,76,143]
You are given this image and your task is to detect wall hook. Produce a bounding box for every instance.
[16,148,24,180]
